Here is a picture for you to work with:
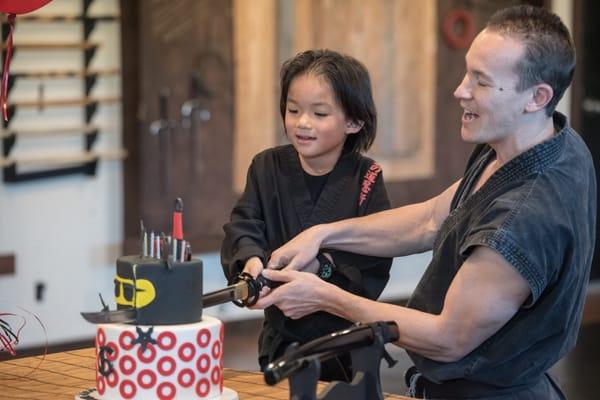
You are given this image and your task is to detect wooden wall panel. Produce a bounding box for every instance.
[123,0,235,252]
[385,0,524,206]
[291,1,437,182]
[234,0,436,188]
[233,0,277,193]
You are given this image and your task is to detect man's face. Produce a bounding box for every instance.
[453,29,532,145]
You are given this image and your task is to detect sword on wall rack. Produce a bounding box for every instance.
[0,148,128,168]
[9,96,120,109]
[7,68,120,79]
[1,42,100,50]
[17,14,119,22]
[0,124,102,139]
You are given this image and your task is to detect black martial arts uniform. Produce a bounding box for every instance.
[405,112,596,399]
[221,144,393,381]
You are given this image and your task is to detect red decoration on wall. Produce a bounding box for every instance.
[442,8,476,49]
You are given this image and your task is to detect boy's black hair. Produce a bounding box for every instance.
[487,5,575,116]
[279,49,377,154]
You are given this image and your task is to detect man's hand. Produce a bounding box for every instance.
[267,226,323,271]
[254,269,327,318]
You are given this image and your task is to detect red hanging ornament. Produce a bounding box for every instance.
[0,0,53,121]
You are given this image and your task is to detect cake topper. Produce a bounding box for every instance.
[81,197,281,325]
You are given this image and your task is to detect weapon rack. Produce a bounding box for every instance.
[0,0,125,183]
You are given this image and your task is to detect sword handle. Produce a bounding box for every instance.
[233,272,283,308]
[255,274,283,291]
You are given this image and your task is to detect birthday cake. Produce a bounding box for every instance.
[79,256,233,400]
[80,199,238,399]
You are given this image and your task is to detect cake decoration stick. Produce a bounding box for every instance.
[149,231,155,257]
[172,197,184,241]
[140,220,147,257]
[161,233,169,262]
[170,197,184,262]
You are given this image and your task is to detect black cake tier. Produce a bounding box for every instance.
[115,255,203,325]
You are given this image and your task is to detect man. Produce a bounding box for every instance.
[254,5,597,399]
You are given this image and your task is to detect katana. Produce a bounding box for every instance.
[81,272,279,324]
[202,272,279,308]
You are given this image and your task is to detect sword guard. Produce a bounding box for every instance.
[232,272,258,308]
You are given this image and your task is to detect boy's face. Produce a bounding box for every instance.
[453,29,534,146]
[284,73,360,175]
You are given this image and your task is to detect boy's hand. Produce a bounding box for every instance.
[242,256,264,278]
[242,256,271,306]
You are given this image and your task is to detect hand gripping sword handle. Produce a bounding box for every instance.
[232,272,283,308]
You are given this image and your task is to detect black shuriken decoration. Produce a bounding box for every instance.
[132,326,157,353]
[78,388,97,399]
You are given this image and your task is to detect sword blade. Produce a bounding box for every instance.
[202,281,249,308]
[81,309,138,324]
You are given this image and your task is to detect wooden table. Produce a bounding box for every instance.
[0,348,410,399]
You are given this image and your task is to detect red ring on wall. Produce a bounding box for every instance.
[442,8,476,49]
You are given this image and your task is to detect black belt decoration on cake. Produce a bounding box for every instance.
[264,321,399,400]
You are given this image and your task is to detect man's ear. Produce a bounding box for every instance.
[346,120,364,134]
[525,83,553,113]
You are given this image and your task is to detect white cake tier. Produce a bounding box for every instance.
[94,316,223,400]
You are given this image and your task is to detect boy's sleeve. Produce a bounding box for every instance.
[220,161,269,283]
[327,167,393,300]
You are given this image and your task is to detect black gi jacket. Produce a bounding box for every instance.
[221,144,392,366]
[407,113,596,396]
